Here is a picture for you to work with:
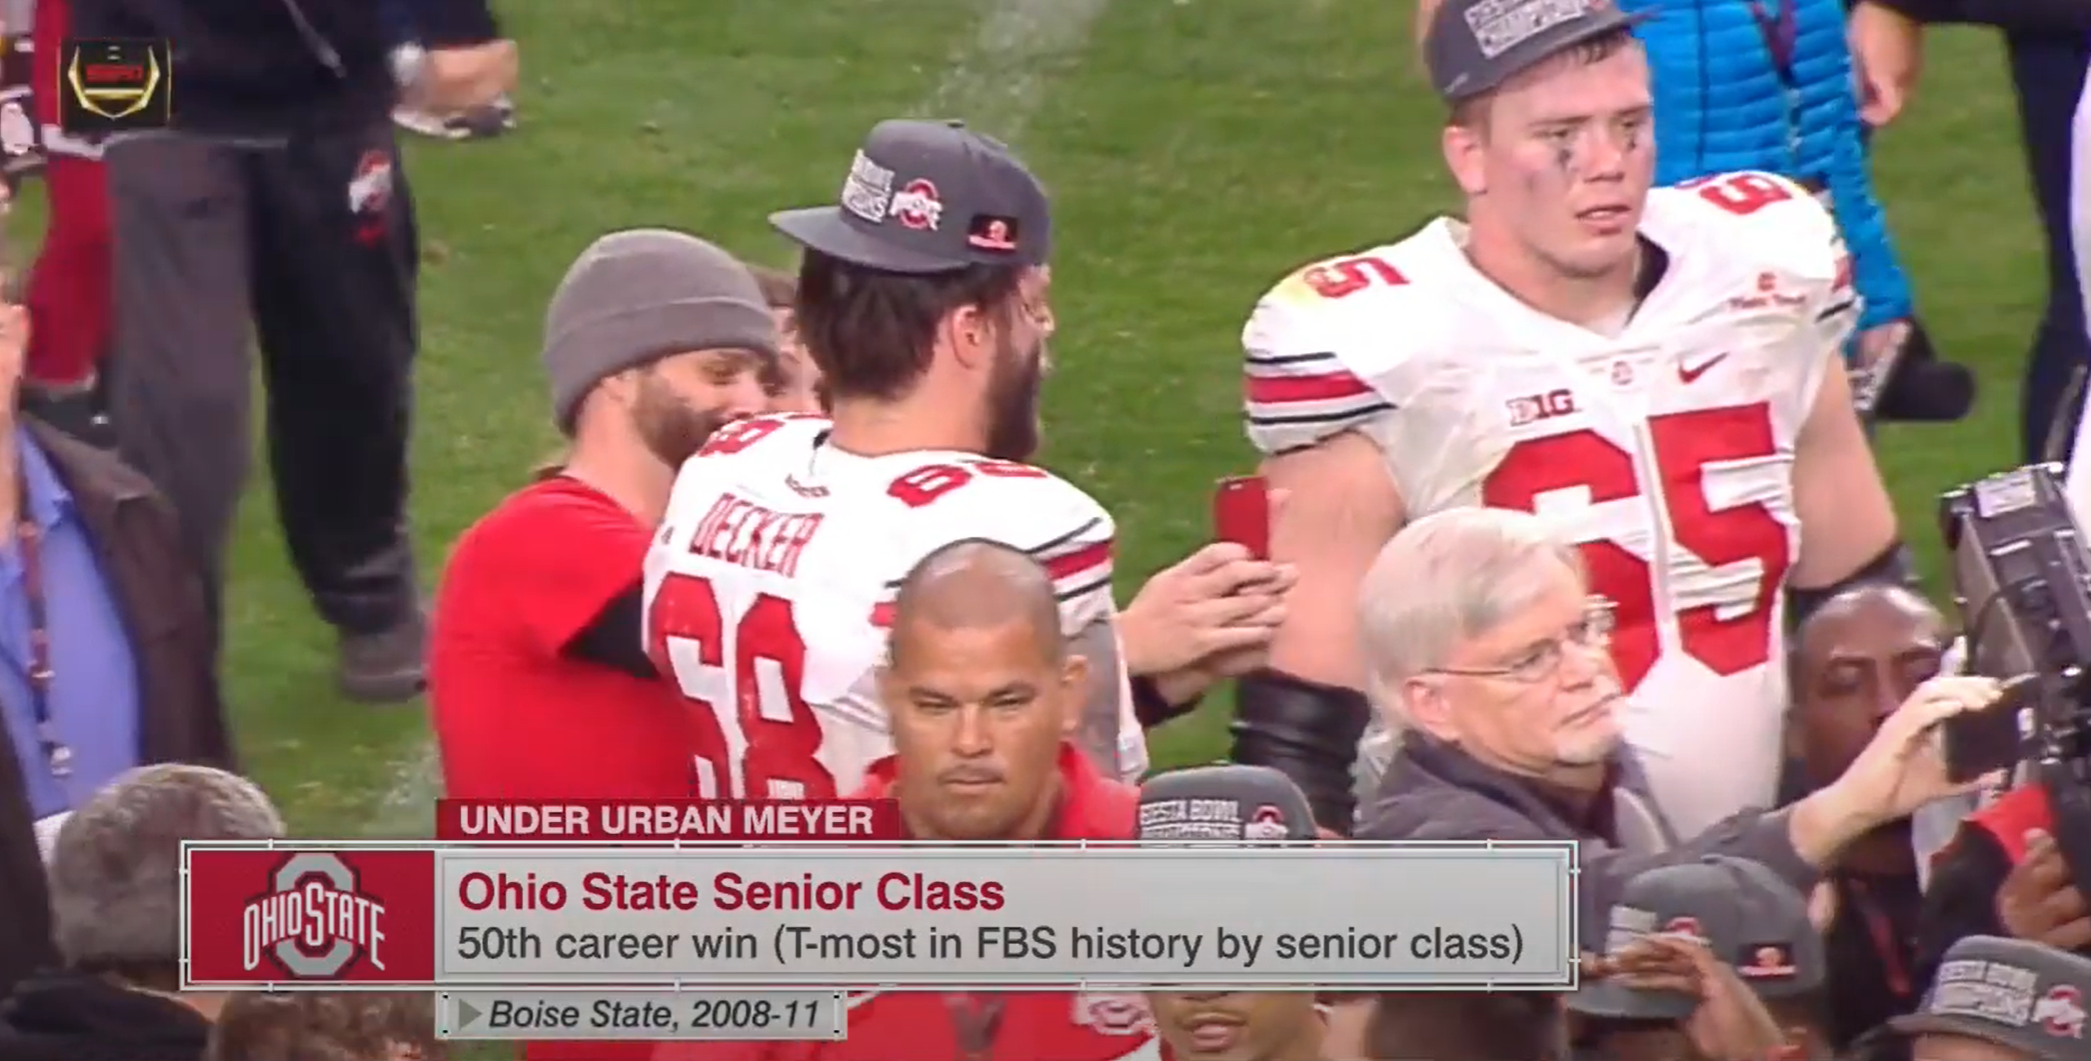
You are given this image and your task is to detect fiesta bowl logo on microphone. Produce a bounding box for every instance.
[241,852,388,978]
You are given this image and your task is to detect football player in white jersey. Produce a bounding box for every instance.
[644,119,1283,799]
[1229,0,1908,838]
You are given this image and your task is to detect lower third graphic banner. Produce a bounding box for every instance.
[182,842,1576,990]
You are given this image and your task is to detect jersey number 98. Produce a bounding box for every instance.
[1482,403,1792,688]
[648,574,834,800]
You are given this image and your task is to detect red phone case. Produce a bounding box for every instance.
[1213,476,1270,560]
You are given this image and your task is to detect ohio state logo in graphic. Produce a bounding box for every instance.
[240,852,389,978]
[888,179,943,230]
[1244,805,1289,840]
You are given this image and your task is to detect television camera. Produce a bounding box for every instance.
[1941,462,2091,878]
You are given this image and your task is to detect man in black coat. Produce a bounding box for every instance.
[73,0,515,701]
[1849,0,2091,464]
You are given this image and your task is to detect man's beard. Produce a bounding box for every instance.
[983,331,1045,462]
[631,375,732,468]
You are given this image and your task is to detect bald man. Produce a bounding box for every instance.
[867,539,1136,842]
[661,541,1155,1059]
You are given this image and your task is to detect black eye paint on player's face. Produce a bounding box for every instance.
[1547,128,1576,178]
[1482,45,1656,284]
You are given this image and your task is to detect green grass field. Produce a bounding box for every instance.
[18,1,2046,835]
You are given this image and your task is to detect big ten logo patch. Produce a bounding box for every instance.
[1506,388,1577,428]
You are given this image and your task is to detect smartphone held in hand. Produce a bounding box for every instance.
[1943,673,2037,784]
[1213,475,1270,560]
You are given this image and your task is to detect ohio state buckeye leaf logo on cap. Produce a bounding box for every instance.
[1244,804,1289,840]
[887,179,942,230]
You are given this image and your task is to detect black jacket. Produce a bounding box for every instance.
[1359,734,1819,952]
[0,420,234,998]
[0,973,211,1061]
[1914,815,2017,987]
[1872,0,2091,32]
[71,0,501,135]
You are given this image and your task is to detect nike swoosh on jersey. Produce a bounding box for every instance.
[1678,353,1730,383]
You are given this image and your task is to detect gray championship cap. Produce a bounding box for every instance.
[1571,856,1823,1021]
[1424,0,1649,102]
[1137,764,1317,842]
[1891,936,2091,1060]
[771,119,1052,275]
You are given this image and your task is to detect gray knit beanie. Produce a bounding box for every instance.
[543,228,781,435]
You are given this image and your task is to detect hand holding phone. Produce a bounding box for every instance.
[1212,475,1270,560]
[1943,672,2037,784]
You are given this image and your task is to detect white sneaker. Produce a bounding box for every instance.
[391,95,516,141]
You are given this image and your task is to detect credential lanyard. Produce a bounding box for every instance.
[1843,875,1912,998]
[17,474,66,780]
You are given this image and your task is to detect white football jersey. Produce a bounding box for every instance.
[642,413,1146,800]
[1243,171,1860,837]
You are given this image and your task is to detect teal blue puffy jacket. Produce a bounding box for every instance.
[1627,0,1911,334]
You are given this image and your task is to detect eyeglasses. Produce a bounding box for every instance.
[1427,597,1617,684]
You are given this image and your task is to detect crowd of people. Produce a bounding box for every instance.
[2,0,2091,1054]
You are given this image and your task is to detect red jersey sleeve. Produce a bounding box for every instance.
[466,479,654,659]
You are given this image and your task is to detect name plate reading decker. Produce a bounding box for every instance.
[438,990,845,1041]
[178,842,1576,990]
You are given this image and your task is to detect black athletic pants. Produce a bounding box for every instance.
[2011,31,2091,462]
[104,118,420,645]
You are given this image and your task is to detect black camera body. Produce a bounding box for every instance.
[1941,463,2091,874]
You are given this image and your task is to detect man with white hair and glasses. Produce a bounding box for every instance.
[1348,508,2007,956]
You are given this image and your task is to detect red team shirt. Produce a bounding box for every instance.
[1242,171,1862,836]
[431,477,699,800]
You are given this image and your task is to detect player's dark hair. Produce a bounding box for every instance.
[794,248,1027,403]
[1448,26,1640,129]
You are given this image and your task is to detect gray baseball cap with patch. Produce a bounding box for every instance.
[770,118,1052,275]
[1571,856,1822,1022]
[1424,0,1649,102]
[1892,936,2091,1060]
